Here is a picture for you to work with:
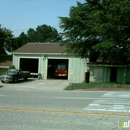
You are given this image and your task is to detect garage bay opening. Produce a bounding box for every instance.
[47,59,68,80]
[20,58,39,78]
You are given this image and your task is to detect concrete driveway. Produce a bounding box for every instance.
[0,78,70,91]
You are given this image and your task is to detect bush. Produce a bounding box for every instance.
[65,82,130,90]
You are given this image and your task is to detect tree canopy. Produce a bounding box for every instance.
[0,25,13,54]
[13,24,61,52]
[27,24,61,43]
[59,0,130,64]
[0,24,61,54]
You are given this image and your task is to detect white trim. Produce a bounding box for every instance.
[48,57,69,60]
[18,57,40,59]
[47,58,69,80]
[13,53,43,55]
[0,66,9,68]
[42,53,67,55]
[18,57,40,73]
[13,52,67,55]
[45,57,48,79]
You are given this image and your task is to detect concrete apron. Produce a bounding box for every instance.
[0,78,70,91]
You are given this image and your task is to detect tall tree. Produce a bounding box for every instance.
[27,28,37,42]
[13,32,27,51]
[10,24,61,52]
[26,24,61,43]
[59,0,130,64]
[0,25,13,54]
[35,24,60,43]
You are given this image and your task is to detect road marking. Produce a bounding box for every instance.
[119,95,130,98]
[83,92,130,113]
[53,97,103,100]
[83,108,107,111]
[88,104,100,106]
[108,110,127,112]
[101,93,130,98]
[84,108,129,113]
[113,107,125,109]
[53,97,130,101]
[0,107,130,117]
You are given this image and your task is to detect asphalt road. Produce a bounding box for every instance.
[0,80,130,130]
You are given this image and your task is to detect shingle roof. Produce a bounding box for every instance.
[13,43,66,54]
[0,55,12,67]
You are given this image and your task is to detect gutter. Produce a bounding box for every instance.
[87,64,127,67]
[13,52,67,55]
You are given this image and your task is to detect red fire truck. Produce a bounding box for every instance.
[54,64,68,77]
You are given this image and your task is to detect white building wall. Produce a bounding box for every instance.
[13,53,88,83]
[68,57,88,83]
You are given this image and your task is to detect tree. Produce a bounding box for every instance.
[6,24,61,53]
[13,24,61,50]
[10,32,28,52]
[59,0,130,64]
[0,24,62,54]
[27,24,61,43]
[0,25,13,54]
[35,24,60,42]
[27,28,37,42]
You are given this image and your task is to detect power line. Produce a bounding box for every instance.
[0,25,62,40]
[0,25,61,37]
[11,25,60,32]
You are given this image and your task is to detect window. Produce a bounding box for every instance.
[57,65,67,69]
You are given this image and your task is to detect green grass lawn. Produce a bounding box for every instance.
[65,82,130,90]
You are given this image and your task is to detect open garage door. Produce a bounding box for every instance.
[20,58,39,77]
[47,59,68,80]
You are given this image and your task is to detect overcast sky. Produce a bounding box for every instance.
[0,0,85,37]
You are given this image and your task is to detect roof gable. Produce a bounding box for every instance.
[13,43,66,54]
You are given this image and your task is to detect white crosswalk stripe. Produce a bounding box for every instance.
[83,92,130,113]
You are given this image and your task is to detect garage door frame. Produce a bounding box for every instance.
[46,57,69,80]
[18,57,40,73]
